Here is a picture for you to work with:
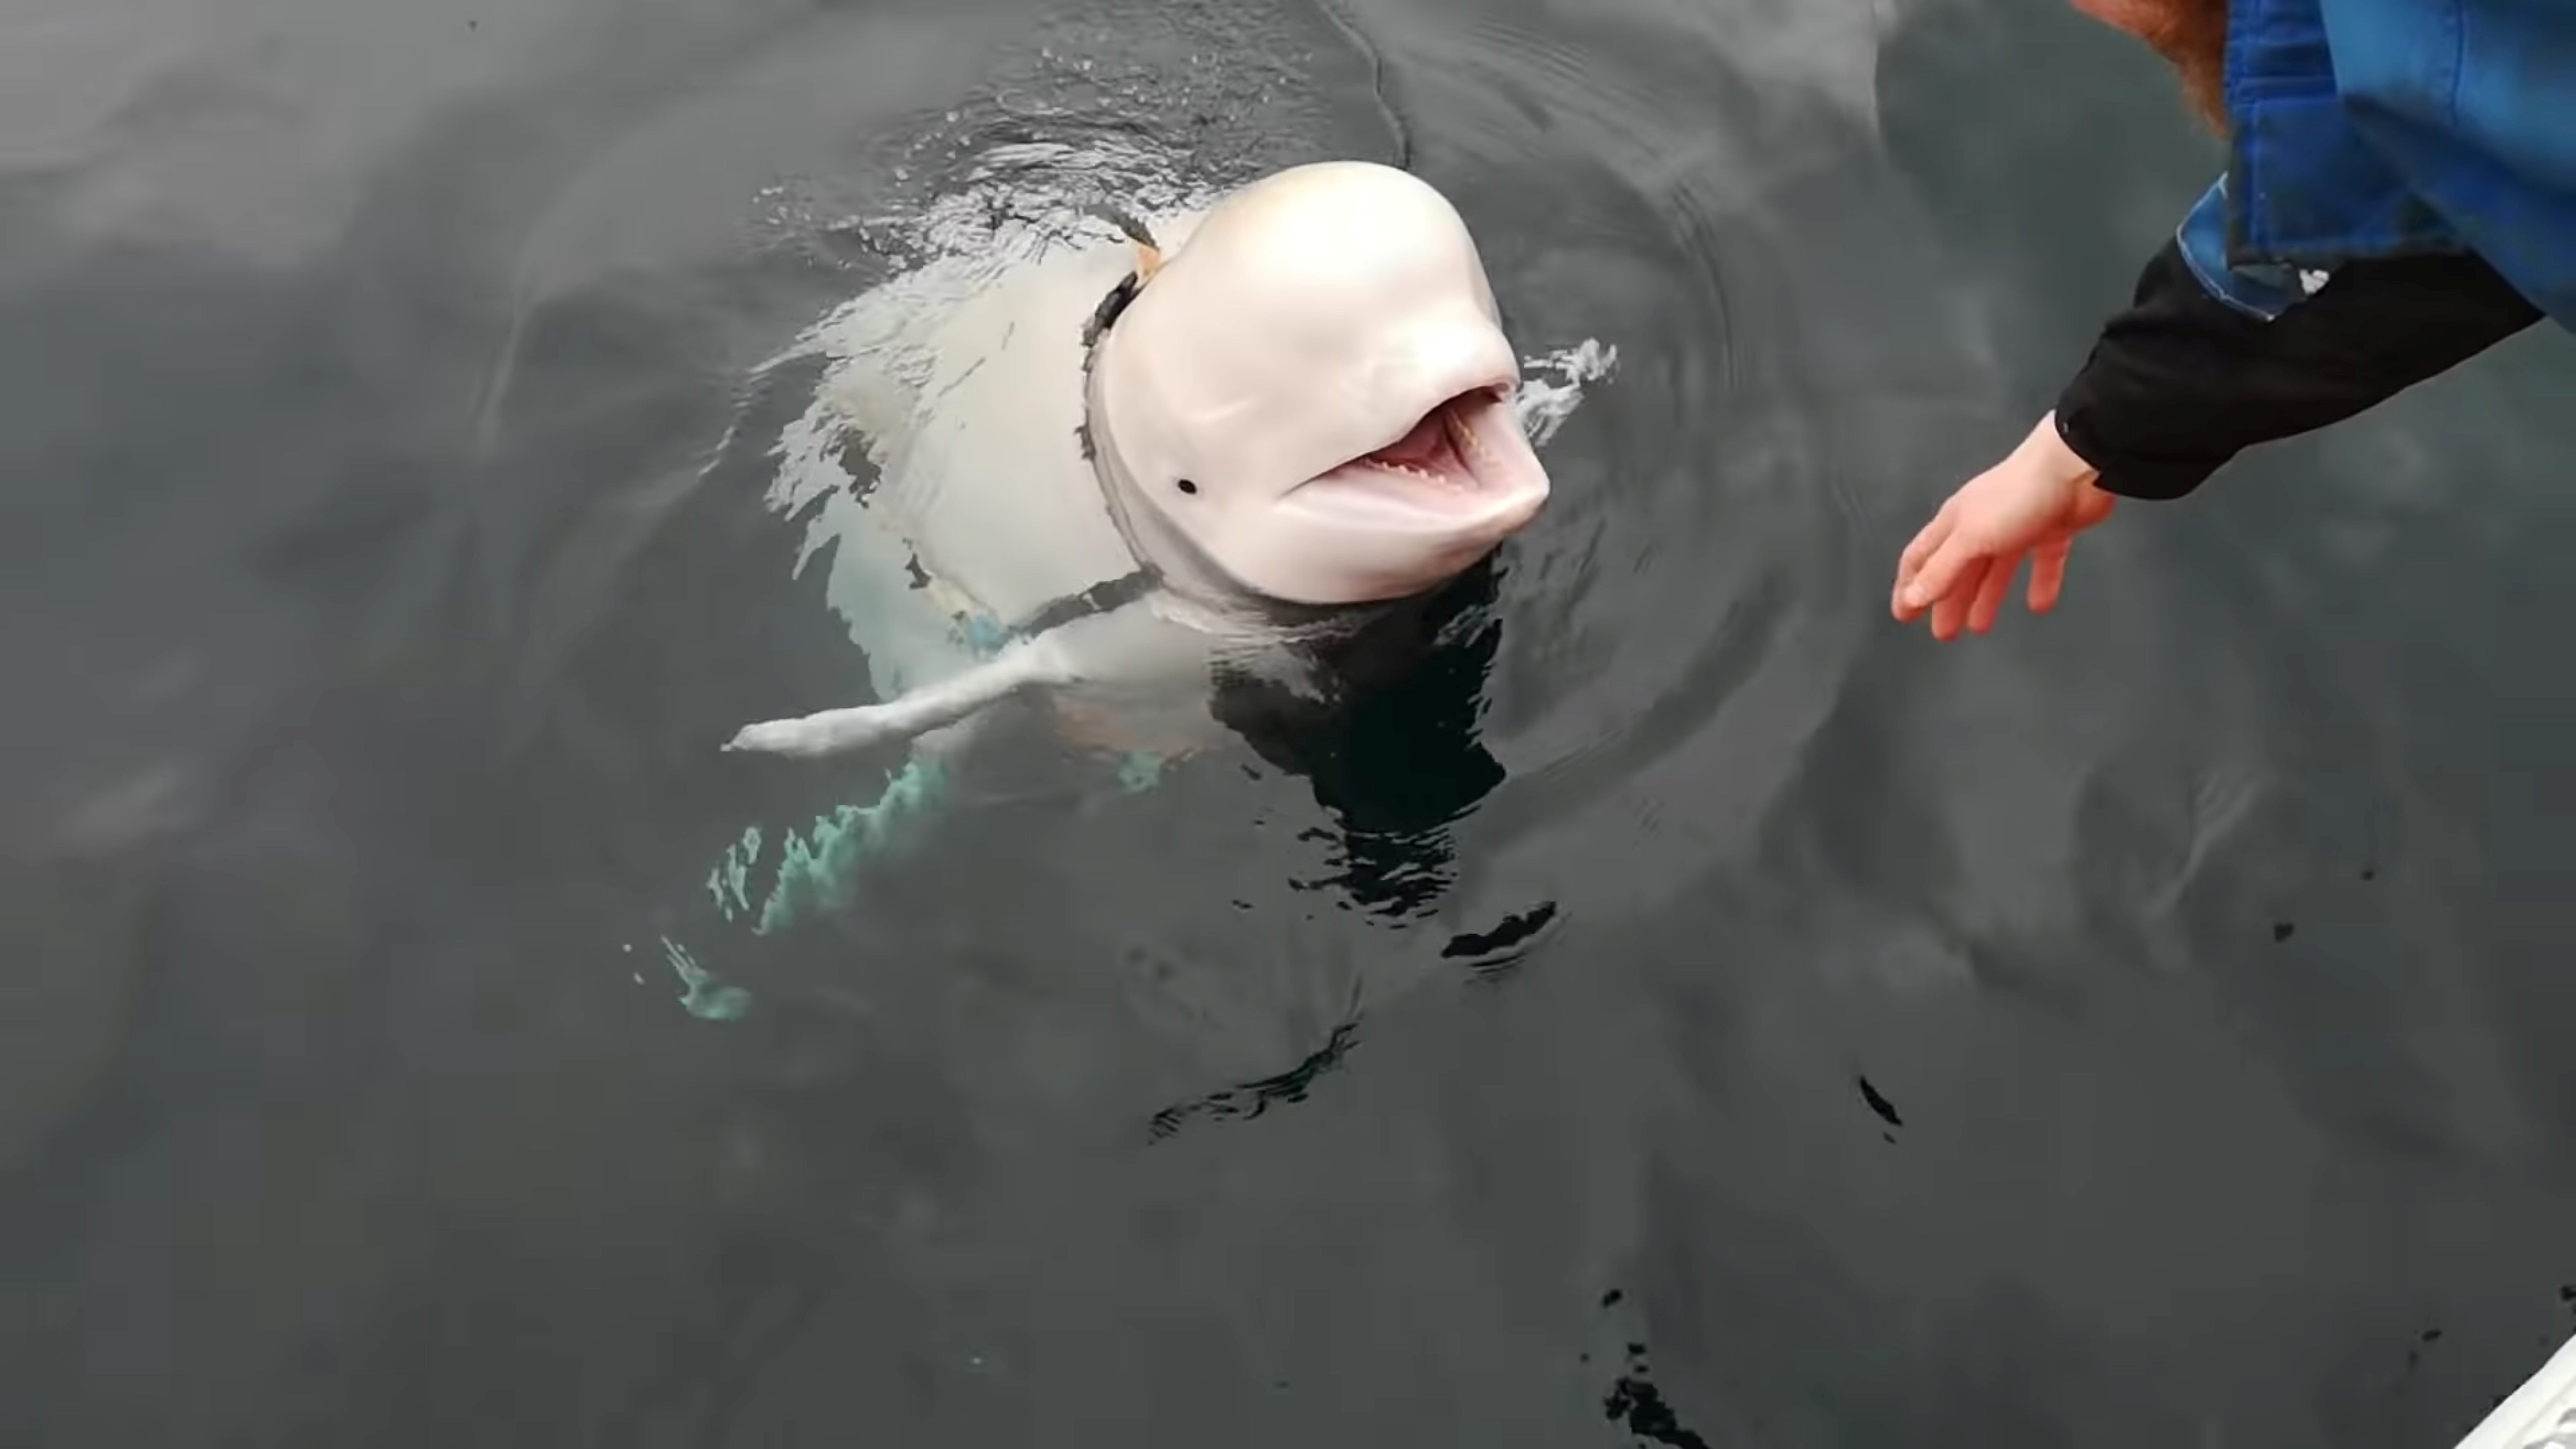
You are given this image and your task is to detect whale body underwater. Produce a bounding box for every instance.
[720,159,1569,772]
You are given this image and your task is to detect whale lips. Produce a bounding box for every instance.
[1361,387,1488,487]
[1286,383,1548,533]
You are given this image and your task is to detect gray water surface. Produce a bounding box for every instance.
[5,0,2574,1444]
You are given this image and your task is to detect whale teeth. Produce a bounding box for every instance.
[1443,401,1496,471]
[1362,459,1455,485]
[1348,395,1505,491]
[1363,461,1440,482]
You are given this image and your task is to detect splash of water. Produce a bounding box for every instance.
[1516,338,1619,447]
[705,825,762,917]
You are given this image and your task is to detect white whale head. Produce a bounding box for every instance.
[1087,160,1552,608]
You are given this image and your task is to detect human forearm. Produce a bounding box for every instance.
[2054,237,2542,500]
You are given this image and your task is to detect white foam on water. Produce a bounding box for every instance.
[1515,337,1619,448]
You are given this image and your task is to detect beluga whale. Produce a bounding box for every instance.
[722,159,1555,769]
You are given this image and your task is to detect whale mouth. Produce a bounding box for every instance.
[1287,383,1549,531]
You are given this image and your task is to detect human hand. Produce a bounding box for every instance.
[1892,413,2118,640]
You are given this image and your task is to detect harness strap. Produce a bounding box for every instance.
[973,207,1165,645]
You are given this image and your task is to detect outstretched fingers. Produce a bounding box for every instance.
[1902,528,1995,636]
[1893,510,1956,620]
[1967,549,2023,635]
[2027,533,2074,613]
[1928,557,1988,641]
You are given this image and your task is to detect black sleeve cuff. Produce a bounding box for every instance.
[2053,404,2224,502]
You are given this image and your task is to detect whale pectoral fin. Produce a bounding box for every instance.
[725,640,1071,759]
[724,595,1201,762]
[723,705,914,759]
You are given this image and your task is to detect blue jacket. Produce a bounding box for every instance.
[2177,0,2576,329]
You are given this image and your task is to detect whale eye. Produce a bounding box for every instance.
[1176,478,1199,495]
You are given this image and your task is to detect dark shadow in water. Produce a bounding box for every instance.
[1440,898,1561,983]
[1212,558,1511,920]
[1146,1018,1361,1142]
[1602,1347,1715,1449]
[1588,1287,1717,1449]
